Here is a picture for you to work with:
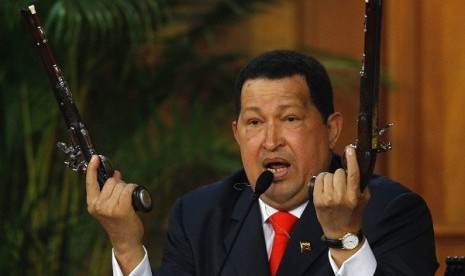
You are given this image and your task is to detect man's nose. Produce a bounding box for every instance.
[262,122,284,151]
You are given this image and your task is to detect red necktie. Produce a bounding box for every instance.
[269,211,298,276]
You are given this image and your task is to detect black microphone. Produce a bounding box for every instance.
[216,170,274,276]
[253,170,273,198]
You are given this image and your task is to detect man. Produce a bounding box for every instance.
[86,50,438,275]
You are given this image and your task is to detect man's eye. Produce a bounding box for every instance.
[248,119,261,125]
[286,116,298,122]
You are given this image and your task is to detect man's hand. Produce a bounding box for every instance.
[86,155,145,275]
[312,146,371,265]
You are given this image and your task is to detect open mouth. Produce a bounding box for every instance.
[264,158,290,177]
[266,163,289,173]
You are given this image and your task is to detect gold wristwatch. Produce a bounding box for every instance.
[322,230,364,250]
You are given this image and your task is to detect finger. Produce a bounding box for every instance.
[99,171,123,199]
[103,181,126,210]
[113,170,122,181]
[99,177,118,199]
[86,155,101,206]
[120,183,138,212]
[323,172,334,194]
[333,168,348,199]
[344,146,360,194]
[313,172,327,195]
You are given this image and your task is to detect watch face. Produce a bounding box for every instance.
[342,234,359,250]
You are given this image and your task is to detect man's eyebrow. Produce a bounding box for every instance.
[242,104,304,113]
[277,104,303,110]
[242,106,261,113]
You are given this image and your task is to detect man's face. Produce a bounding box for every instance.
[232,75,342,210]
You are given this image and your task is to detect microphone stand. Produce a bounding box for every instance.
[216,170,273,276]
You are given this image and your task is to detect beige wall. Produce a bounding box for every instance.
[225,0,465,274]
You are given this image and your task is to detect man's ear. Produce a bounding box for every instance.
[326,112,343,150]
[232,120,240,145]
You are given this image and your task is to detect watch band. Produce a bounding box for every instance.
[321,230,364,249]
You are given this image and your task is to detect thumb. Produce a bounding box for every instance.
[86,155,101,206]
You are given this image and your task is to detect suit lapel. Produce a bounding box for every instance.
[222,187,269,276]
[277,203,328,276]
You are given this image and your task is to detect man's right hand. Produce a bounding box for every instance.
[86,155,145,275]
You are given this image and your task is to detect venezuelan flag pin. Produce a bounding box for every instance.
[300,241,311,253]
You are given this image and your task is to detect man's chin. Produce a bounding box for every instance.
[262,189,308,210]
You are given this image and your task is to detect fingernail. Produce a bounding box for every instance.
[346,146,354,156]
[89,155,96,163]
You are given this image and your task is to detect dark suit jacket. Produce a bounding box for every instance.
[155,156,438,276]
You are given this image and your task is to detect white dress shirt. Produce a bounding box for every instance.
[112,246,152,276]
[111,200,377,276]
[258,199,377,276]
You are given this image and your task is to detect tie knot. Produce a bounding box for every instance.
[270,211,298,236]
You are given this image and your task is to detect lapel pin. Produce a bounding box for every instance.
[300,241,311,253]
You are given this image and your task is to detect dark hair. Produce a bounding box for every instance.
[234,50,334,121]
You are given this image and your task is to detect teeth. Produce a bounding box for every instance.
[267,167,286,173]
